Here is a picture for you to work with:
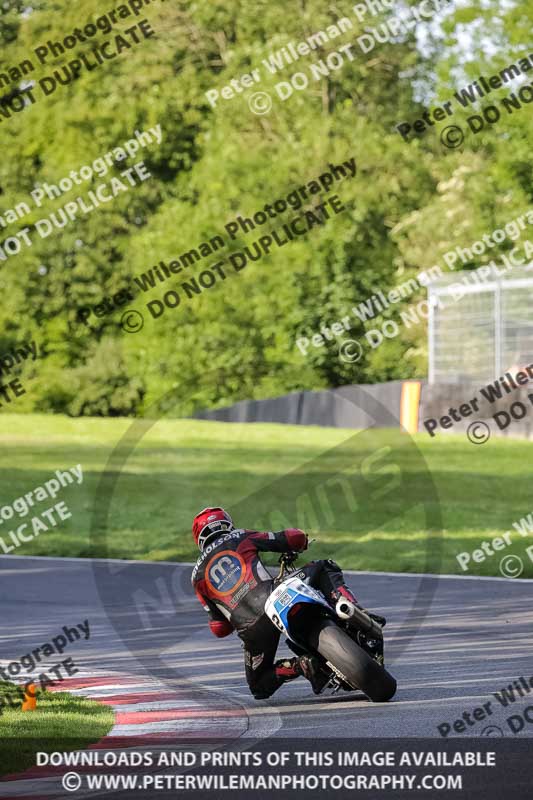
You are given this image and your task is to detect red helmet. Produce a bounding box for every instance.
[192,507,234,550]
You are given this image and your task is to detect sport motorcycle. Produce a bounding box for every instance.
[264,551,397,701]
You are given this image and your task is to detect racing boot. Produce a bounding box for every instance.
[274,657,303,687]
[299,655,331,695]
[333,585,359,605]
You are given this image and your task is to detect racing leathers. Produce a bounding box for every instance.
[191,527,362,699]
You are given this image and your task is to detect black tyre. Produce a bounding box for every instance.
[311,619,397,702]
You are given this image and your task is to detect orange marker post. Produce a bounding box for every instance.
[21,683,37,711]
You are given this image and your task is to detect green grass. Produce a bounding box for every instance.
[0,682,114,777]
[0,413,531,577]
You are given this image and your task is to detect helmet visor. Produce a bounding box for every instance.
[198,520,233,550]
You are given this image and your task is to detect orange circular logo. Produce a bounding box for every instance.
[205,550,245,597]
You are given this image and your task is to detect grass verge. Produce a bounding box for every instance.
[0,413,531,577]
[0,681,114,777]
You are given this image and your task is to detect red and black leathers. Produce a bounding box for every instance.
[191,527,307,636]
[192,527,358,699]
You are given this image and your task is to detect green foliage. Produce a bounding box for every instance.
[61,338,146,417]
[0,1,531,413]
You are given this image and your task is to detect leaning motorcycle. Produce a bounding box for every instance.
[264,551,397,702]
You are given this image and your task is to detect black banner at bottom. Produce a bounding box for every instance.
[0,737,530,799]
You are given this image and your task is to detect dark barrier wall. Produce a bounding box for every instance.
[194,382,406,429]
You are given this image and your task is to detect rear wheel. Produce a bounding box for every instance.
[310,619,397,702]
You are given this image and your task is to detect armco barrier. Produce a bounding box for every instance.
[194,381,409,430]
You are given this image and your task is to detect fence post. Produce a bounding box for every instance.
[428,286,436,384]
[494,283,502,378]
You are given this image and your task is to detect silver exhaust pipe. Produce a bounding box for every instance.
[335,599,383,639]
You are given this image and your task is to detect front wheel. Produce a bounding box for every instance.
[310,619,397,702]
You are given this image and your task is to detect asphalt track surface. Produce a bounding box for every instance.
[2,555,533,744]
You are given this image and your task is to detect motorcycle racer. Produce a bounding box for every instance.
[191,507,385,700]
